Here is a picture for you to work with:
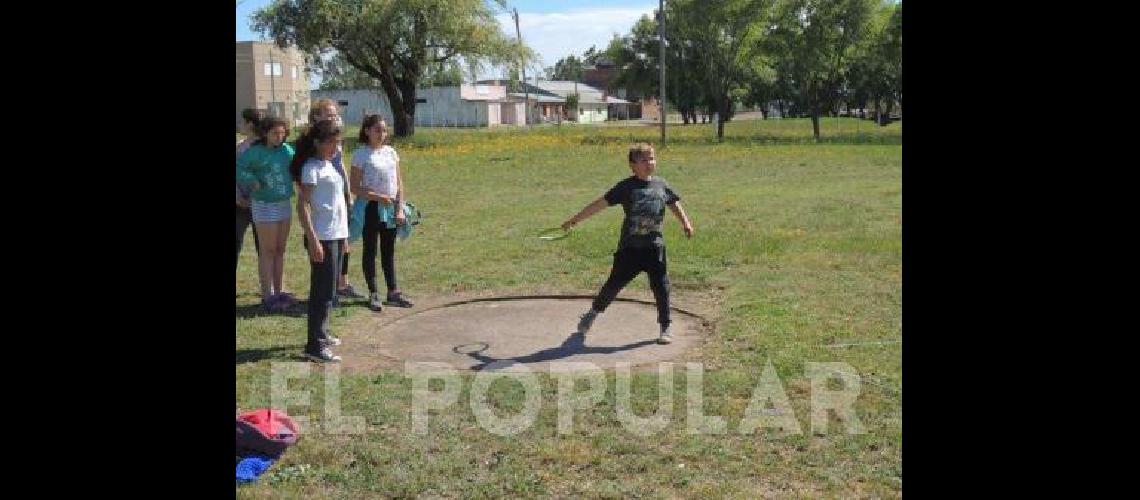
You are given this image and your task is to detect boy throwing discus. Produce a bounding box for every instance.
[561,143,695,344]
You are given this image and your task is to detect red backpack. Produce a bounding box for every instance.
[236,408,300,459]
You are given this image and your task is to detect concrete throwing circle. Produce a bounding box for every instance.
[368,297,703,372]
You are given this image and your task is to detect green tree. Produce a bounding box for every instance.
[564,93,580,121]
[316,50,464,90]
[768,0,877,140]
[551,55,584,81]
[507,66,523,92]
[845,1,900,122]
[667,0,775,141]
[582,45,605,66]
[316,52,381,90]
[606,16,660,102]
[253,0,533,137]
[423,59,465,87]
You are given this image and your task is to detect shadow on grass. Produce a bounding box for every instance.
[236,301,308,319]
[236,346,305,364]
[454,332,659,371]
[235,299,369,319]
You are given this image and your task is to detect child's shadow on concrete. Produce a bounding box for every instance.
[454,332,658,371]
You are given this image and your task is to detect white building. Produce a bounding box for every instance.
[310,84,526,127]
[528,81,609,124]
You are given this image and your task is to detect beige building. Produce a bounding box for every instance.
[236,41,310,130]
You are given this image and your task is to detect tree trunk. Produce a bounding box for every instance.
[391,101,411,137]
[393,79,417,136]
[717,100,732,142]
[811,112,821,141]
[362,48,417,137]
[390,95,413,137]
[380,81,411,137]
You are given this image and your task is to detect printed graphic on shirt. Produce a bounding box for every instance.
[605,176,680,249]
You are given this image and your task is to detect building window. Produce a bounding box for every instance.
[264,62,282,76]
[292,66,298,79]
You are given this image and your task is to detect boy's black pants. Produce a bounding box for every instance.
[591,245,671,327]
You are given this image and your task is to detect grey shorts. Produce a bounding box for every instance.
[251,200,292,223]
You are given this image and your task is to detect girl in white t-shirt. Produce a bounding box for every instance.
[291,119,349,363]
[350,115,413,311]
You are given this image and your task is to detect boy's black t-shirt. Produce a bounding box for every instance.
[604,175,680,250]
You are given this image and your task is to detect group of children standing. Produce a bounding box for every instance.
[237,101,695,362]
[236,100,413,362]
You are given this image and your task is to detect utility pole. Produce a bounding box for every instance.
[658,0,666,144]
[268,45,277,117]
[513,8,529,126]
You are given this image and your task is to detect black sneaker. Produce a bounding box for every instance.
[384,292,414,308]
[337,284,364,299]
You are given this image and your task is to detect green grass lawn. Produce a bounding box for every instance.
[237,117,902,497]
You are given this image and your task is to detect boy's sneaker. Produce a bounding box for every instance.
[369,292,384,312]
[577,309,598,335]
[658,325,673,344]
[320,336,342,347]
[305,347,342,363]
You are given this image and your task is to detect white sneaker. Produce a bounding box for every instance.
[320,336,342,347]
[658,325,673,344]
[305,347,342,363]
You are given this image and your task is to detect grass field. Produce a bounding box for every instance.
[236,117,902,497]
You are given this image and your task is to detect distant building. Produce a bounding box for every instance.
[235,41,310,129]
[311,84,525,127]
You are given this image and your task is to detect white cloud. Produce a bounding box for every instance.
[493,5,657,75]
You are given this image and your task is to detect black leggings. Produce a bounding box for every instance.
[362,200,399,295]
[591,246,671,327]
[236,206,260,272]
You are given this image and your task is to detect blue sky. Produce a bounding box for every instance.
[236,0,657,88]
